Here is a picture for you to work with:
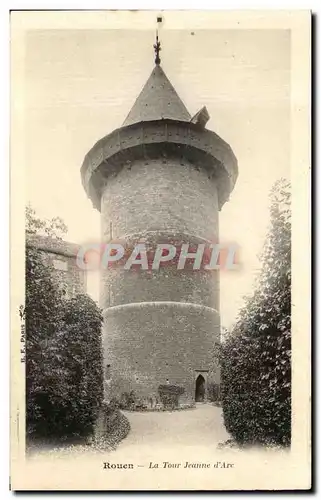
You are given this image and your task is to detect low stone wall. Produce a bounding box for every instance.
[124,404,196,413]
[94,409,130,450]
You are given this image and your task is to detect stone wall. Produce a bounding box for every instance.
[100,157,221,405]
[26,234,87,299]
[100,158,219,243]
[104,302,220,405]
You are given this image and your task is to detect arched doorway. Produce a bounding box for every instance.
[195,374,206,402]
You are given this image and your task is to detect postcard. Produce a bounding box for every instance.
[10,9,311,491]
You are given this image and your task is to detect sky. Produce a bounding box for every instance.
[23,26,290,328]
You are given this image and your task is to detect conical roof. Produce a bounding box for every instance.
[123,65,191,127]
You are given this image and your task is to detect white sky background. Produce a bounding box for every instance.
[24,26,290,329]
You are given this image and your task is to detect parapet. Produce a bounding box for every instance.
[81,119,238,212]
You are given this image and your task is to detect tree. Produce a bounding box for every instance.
[49,295,104,437]
[24,207,103,440]
[220,179,291,446]
[24,246,66,436]
[26,204,67,238]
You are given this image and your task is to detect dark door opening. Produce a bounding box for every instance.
[195,374,206,402]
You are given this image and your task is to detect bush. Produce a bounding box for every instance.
[158,385,185,410]
[119,391,137,410]
[52,295,104,438]
[24,247,66,437]
[207,383,221,403]
[220,180,291,447]
[221,329,291,446]
[94,402,131,449]
[24,213,104,440]
[26,291,104,440]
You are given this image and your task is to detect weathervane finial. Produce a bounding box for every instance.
[153,30,161,65]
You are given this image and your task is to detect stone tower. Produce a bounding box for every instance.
[81,51,238,407]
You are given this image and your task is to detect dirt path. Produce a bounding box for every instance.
[113,403,230,455]
[27,403,231,463]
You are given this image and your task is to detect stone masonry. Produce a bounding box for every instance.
[26,233,87,298]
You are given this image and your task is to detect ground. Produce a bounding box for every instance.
[23,404,292,491]
[117,403,230,451]
[27,403,231,460]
